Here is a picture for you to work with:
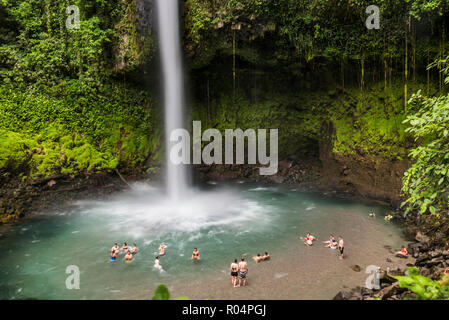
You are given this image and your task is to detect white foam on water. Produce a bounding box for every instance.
[74,185,270,239]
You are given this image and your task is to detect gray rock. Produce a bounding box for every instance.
[333,291,353,300]
[351,265,362,272]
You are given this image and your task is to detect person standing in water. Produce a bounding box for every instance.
[122,242,129,251]
[192,248,200,261]
[110,250,117,262]
[154,256,162,271]
[230,259,239,287]
[159,244,168,256]
[338,236,345,260]
[238,257,248,287]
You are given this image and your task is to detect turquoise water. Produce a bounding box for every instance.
[0,182,406,300]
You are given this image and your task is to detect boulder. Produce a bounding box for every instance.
[333,291,353,300]
[443,250,449,258]
[415,231,430,244]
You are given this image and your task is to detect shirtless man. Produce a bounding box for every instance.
[238,257,248,287]
[192,248,200,261]
[262,252,270,261]
[111,243,120,254]
[159,244,167,256]
[230,259,239,287]
[338,236,345,260]
[252,253,263,263]
[124,251,133,262]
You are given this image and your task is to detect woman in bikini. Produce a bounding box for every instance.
[230,259,239,287]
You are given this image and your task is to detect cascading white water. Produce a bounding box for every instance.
[156,0,188,200]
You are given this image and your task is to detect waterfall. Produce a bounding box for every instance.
[156,0,188,200]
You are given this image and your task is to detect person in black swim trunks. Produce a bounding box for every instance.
[192,248,200,261]
[230,259,239,287]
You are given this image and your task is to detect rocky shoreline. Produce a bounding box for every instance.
[333,212,449,300]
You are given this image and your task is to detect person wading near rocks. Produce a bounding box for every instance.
[338,236,345,260]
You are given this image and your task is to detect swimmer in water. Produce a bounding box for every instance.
[154,256,162,270]
[252,253,263,263]
[110,250,117,262]
[159,244,167,256]
[111,243,120,254]
[125,250,133,262]
[122,242,129,251]
[129,243,138,255]
[191,248,200,261]
[302,233,316,247]
[130,243,138,255]
[323,235,336,248]
[262,252,270,261]
[230,259,239,287]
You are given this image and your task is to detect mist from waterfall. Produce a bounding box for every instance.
[156,0,188,200]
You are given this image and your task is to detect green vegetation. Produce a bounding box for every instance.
[0,0,160,179]
[396,267,449,300]
[1,0,449,223]
[152,284,189,300]
[402,87,449,214]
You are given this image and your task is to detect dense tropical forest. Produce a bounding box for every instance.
[0,0,448,227]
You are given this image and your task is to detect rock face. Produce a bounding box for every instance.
[318,126,408,207]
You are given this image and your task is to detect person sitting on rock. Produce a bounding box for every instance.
[396,246,408,257]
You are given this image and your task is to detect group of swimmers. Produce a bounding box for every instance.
[369,211,394,222]
[300,233,345,260]
[252,252,270,263]
[110,243,138,262]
